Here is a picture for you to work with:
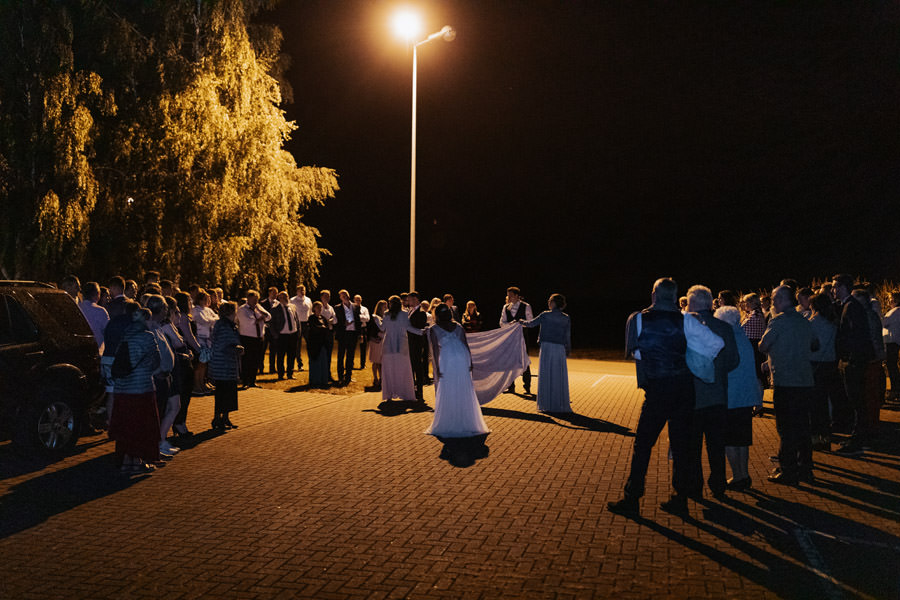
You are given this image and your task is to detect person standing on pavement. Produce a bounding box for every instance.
[884,291,900,402]
[273,291,300,380]
[236,291,270,388]
[407,291,429,402]
[355,294,371,370]
[290,284,312,373]
[501,286,534,395]
[523,293,572,413]
[209,302,243,431]
[608,278,724,516]
[831,274,874,455]
[759,285,819,484]
[685,285,739,504]
[260,287,279,375]
[808,292,839,451]
[714,306,763,491]
[334,290,361,386]
[319,290,337,384]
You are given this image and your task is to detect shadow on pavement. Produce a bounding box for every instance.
[435,434,489,468]
[363,400,433,417]
[0,433,111,481]
[480,407,633,435]
[0,453,146,539]
[545,412,633,435]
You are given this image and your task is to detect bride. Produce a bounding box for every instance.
[425,304,491,437]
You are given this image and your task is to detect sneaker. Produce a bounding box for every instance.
[607,496,639,515]
[159,441,180,454]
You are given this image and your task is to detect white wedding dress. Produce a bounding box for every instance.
[425,325,491,437]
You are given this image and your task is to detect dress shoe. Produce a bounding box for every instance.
[223,416,238,429]
[726,477,752,491]
[211,417,226,431]
[767,469,798,485]
[660,495,689,514]
[607,496,639,515]
[505,385,515,394]
[159,441,180,454]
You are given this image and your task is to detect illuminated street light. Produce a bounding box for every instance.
[393,11,455,291]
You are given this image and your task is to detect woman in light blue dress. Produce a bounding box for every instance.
[524,293,572,413]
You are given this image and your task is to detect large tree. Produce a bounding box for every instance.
[0,0,337,289]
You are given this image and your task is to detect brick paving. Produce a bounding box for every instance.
[1,358,899,599]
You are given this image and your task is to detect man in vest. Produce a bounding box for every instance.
[608,278,724,516]
[501,286,534,395]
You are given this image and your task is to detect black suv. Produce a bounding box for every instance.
[0,281,103,456]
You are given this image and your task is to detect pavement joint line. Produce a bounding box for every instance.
[590,374,634,387]
[792,527,846,600]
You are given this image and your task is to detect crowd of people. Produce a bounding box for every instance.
[58,272,572,473]
[608,275,898,516]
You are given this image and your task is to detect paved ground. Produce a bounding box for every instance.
[2,357,899,599]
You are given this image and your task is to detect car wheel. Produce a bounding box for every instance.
[17,388,82,456]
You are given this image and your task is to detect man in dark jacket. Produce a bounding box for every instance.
[831,274,873,455]
[608,278,724,516]
[686,285,740,505]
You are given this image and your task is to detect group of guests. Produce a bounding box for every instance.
[609,274,895,516]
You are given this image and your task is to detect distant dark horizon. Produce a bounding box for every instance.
[261,1,900,347]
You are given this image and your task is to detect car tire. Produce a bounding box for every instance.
[15,387,82,456]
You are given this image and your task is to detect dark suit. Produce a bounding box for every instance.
[408,308,429,399]
[333,302,361,383]
[272,303,300,379]
[260,296,278,374]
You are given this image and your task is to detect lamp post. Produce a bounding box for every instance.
[393,11,455,291]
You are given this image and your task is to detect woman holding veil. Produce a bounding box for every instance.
[523,293,572,413]
[426,304,491,437]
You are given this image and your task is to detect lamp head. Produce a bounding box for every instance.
[441,25,456,42]
[392,9,422,41]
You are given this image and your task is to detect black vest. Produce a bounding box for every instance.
[505,302,527,323]
[637,309,689,381]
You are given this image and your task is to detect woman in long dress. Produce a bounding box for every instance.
[306,301,330,388]
[425,304,491,437]
[523,293,572,413]
[380,295,424,401]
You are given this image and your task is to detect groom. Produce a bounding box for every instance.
[407,291,429,402]
[501,286,534,395]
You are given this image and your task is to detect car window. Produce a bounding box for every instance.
[4,295,39,344]
[0,296,12,345]
[32,291,93,337]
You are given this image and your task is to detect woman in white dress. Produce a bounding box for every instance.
[380,296,423,401]
[523,293,572,413]
[426,305,491,437]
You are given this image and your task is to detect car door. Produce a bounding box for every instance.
[0,294,44,422]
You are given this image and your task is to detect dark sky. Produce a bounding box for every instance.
[262,1,900,347]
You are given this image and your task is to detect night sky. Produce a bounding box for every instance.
[263,1,900,347]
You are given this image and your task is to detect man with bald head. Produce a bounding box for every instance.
[759,285,818,484]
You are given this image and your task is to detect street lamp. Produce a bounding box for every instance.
[393,10,455,291]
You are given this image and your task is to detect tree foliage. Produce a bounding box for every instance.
[0,0,337,289]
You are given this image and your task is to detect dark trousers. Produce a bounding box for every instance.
[409,336,428,397]
[625,374,695,499]
[887,343,900,397]
[174,356,194,426]
[840,361,866,442]
[861,361,884,439]
[240,335,264,386]
[690,404,727,496]
[358,331,368,368]
[276,332,298,378]
[293,323,306,371]
[324,330,334,381]
[336,330,358,382]
[773,386,813,476]
[266,333,277,374]
[811,361,839,438]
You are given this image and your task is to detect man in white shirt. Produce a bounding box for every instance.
[334,290,361,385]
[274,291,300,380]
[78,281,110,352]
[290,284,313,372]
[319,290,337,383]
[355,294,371,369]
[237,290,271,388]
[501,286,534,395]
[260,287,279,375]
